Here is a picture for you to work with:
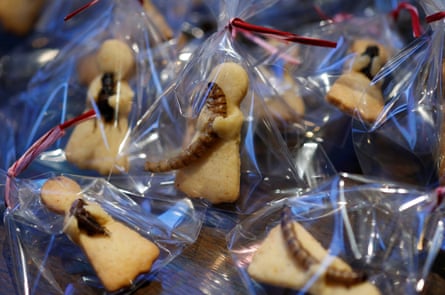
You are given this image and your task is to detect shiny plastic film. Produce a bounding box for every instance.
[125,0,336,213]
[2,172,205,294]
[228,173,445,295]
[352,28,443,186]
[9,0,176,179]
[254,8,409,173]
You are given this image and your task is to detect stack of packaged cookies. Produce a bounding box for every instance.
[0,0,444,294]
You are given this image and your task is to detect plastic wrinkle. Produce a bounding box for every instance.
[5,109,96,208]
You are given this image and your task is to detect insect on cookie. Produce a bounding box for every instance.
[65,39,135,175]
[326,39,388,123]
[247,207,380,295]
[145,62,249,204]
[40,176,160,292]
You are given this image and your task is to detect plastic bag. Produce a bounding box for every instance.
[352,2,442,186]
[125,0,341,213]
[259,5,413,173]
[0,0,121,106]
[9,0,176,179]
[1,171,205,294]
[228,172,445,295]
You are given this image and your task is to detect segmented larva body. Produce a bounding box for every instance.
[97,72,117,123]
[145,82,227,172]
[70,199,109,236]
[280,206,367,287]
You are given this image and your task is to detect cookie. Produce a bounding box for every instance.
[174,62,248,203]
[64,200,160,292]
[349,39,390,66]
[0,0,45,35]
[40,177,160,292]
[326,71,384,123]
[65,39,134,175]
[40,176,82,214]
[248,222,380,295]
[144,62,249,203]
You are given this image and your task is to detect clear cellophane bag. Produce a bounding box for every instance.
[352,2,443,186]
[1,171,205,294]
[228,172,445,294]
[8,0,177,180]
[124,0,341,214]
[252,5,408,174]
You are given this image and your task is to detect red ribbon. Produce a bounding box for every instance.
[65,0,146,21]
[228,18,337,48]
[5,109,96,208]
[64,0,100,21]
[426,11,445,23]
[390,2,423,38]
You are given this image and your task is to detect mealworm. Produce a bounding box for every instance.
[145,82,227,172]
[70,199,109,236]
[358,45,380,80]
[96,72,117,124]
[280,206,367,287]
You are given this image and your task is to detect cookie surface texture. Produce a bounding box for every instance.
[175,62,249,203]
[64,202,160,292]
[326,71,384,123]
[40,176,82,214]
[248,222,381,295]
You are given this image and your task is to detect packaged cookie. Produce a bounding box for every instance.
[228,173,445,295]
[10,0,177,178]
[2,173,205,294]
[126,0,341,213]
[352,2,444,186]
[257,5,414,173]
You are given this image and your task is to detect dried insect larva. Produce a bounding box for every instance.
[325,265,368,287]
[280,206,367,287]
[352,45,381,80]
[96,72,117,123]
[281,205,318,270]
[70,199,109,236]
[145,82,227,172]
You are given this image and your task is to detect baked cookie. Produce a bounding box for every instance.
[326,39,387,123]
[0,0,45,35]
[65,39,135,175]
[40,176,160,292]
[248,214,380,294]
[145,62,249,203]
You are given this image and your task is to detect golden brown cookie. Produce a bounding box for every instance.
[0,0,45,35]
[248,222,380,295]
[40,177,160,292]
[174,62,248,203]
[40,176,82,214]
[326,71,384,123]
[64,200,160,292]
[66,39,134,175]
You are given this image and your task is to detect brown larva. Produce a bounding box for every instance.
[96,72,117,124]
[70,199,109,236]
[145,82,227,172]
[280,206,367,287]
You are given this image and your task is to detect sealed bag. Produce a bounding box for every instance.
[352,2,442,186]
[125,0,342,213]
[2,171,205,294]
[254,3,414,173]
[9,0,176,179]
[228,172,445,294]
